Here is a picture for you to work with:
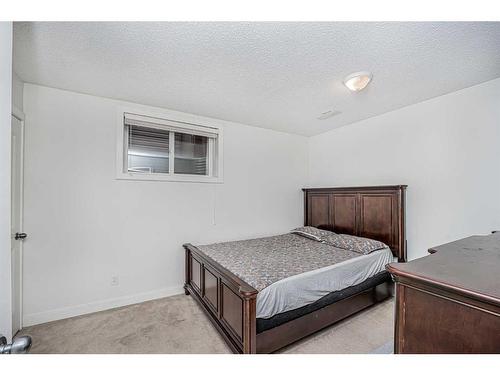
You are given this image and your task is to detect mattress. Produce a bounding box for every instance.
[256,271,391,333]
[256,246,393,318]
[196,233,394,319]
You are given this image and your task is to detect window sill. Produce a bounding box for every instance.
[116,172,223,184]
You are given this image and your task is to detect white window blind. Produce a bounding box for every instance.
[124,113,218,138]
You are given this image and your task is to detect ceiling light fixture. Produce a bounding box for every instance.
[343,71,373,92]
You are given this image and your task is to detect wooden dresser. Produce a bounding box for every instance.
[387,233,500,354]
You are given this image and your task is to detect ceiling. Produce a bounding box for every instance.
[13,22,500,136]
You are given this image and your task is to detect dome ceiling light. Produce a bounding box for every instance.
[343,71,373,92]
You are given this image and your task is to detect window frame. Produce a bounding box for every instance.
[116,107,223,183]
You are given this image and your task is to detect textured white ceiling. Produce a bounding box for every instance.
[13,22,500,136]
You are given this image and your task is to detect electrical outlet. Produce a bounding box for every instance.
[111,276,119,286]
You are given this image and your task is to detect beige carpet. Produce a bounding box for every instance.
[19,294,394,354]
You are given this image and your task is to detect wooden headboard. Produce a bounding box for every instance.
[303,185,407,262]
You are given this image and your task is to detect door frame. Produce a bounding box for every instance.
[11,105,25,333]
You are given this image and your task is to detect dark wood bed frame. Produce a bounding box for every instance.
[183,185,407,353]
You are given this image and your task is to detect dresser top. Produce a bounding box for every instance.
[387,232,500,306]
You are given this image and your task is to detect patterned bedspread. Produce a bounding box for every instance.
[196,234,361,291]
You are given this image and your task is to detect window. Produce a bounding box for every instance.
[174,133,208,175]
[118,112,222,182]
[127,125,170,174]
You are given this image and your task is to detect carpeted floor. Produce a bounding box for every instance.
[19,294,394,354]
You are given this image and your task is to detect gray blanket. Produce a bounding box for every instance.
[197,233,361,292]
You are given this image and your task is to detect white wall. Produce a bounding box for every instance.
[308,78,500,260]
[22,84,308,325]
[0,22,13,340]
[12,71,23,111]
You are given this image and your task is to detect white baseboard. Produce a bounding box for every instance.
[23,285,185,327]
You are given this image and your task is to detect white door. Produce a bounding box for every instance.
[11,115,24,335]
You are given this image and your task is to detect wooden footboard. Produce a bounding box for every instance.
[184,243,258,354]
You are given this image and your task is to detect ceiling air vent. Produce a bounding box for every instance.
[317,110,341,120]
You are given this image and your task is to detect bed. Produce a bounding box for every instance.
[183,185,407,353]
